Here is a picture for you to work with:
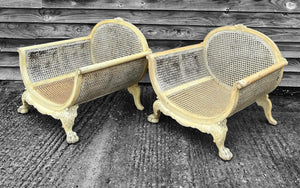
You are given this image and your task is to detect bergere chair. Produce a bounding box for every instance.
[18,18,151,143]
[147,24,288,160]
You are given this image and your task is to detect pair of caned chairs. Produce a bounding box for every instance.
[18,18,287,160]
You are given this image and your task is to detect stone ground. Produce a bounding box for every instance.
[0,82,299,187]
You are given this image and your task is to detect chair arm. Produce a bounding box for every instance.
[78,50,151,74]
[232,58,287,114]
[74,52,149,105]
[235,58,288,89]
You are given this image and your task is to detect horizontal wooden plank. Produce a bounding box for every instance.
[0,53,19,67]
[275,42,300,52]
[41,0,300,12]
[0,67,21,80]
[2,66,298,87]
[0,39,300,61]
[2,39,300,53]
[1,39,300,58]
[0,39,57,52]
[0,23,93,39]
[281,51,300,59]
[142,26,300,44]
[149,41,300,59]
[1,23,300,43]
[0,9,300,28]
[284,59,300,72]
[1,39,197,53]
[1,51,299,71]
[280,72,300,87]
[0,0,42,8]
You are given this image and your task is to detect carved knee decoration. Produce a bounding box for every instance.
[209,120,233,161]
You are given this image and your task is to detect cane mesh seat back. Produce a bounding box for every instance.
[91,23,144,63]
[205,30,276,87]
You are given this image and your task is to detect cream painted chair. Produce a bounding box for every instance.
[147,25,287,160]
[18,18,151,143]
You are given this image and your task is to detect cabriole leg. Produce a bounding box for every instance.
[60,106,79,144]
[147,100,161,123]
[209,119,233,161]
[128,83,144,110]
[256,94,277,125]
[18,91,29,114]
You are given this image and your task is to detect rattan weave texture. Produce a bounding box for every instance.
[34,77,75,105]
[76,59,146,104]
[155,47,208,91]
[26,40,91,83]
[91,23,144,63]
[205,31,276,86]
[167,79,231,117]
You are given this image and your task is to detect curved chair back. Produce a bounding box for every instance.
[90,18,147,63]
[74,18,149,104]
[204,25,278,87]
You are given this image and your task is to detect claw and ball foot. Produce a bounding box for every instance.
[18,91,29,114]
[147,100,161,123]
[60,106,79,144]
[210,120,233,161]
[256,94,277,125]
[17,91,79,144]
[128,84,144,111]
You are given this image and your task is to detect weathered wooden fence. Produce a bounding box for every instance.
[0,0,299,86]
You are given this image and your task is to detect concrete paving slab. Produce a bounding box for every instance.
[0,83,299,187]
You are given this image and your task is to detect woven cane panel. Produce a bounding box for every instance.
[155,47,209,91]
[167,79,231,117]
[75,59,146,104]
[91,23,143,63]
[26,40,92,83]
[34,77,74,105]
[233,69,281,114]
[205,31,276,86]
